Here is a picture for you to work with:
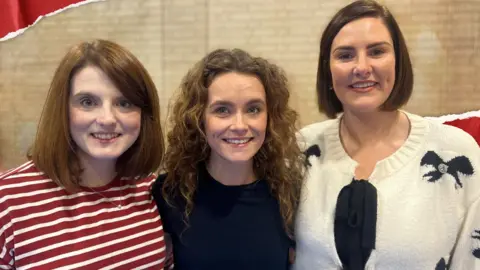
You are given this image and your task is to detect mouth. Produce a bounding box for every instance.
[90,132,122,142]
[222,138,254,145]
[349,81,377,92]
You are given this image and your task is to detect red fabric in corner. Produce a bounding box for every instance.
[444,117,480,146]
[0,0,84,39]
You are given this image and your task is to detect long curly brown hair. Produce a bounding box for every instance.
[162,48,304,237]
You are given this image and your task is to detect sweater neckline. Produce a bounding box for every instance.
[324,111,428,180]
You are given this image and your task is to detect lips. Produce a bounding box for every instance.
[223,138,253,144]
[349,81,378,93]
[350,81,377,89]
[91,133,121,140]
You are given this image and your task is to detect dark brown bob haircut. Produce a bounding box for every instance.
[317,0,413,118]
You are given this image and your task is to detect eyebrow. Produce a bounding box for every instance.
[332,42,393,53]
[71,91,125,100]
[208,98,266,108]
[71,91,96,98]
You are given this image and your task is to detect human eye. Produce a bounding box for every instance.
[369,47,386,57]
[79,97,96,108]
[335,52,354,61]
[213,106,229,116]
[247,106,261,114]
[117,99,133,109]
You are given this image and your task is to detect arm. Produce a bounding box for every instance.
[152,174,175,270]
[448,132,480,269]
[0,195,14,269]
[164,233,174,269]
[449,195,480,269]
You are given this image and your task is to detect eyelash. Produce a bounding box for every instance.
[79,97,96,107]
[369,48,385,56]
[212,106,262,115]
[117,99,133,108]
[337,53,353,60]
[214,107,229,114]
[248,107,261,114]
[78,98,134,109]
[335,48,387,60]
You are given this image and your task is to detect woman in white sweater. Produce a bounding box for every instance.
[293,1,480,269]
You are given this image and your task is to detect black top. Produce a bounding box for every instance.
[152,165,293,270]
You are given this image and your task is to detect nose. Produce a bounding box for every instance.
[353,53,372,78]
[230,113,248,133]
[96,105,116,126]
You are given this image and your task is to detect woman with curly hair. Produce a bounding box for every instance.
[152,48,304,269]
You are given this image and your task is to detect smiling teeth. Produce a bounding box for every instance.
[225,139,250,144]
[92,133,120,140]
[352,82,376,88]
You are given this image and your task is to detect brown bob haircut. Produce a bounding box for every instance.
[317,0,413,118]
[29,39,164,191]
[162,48,305,237]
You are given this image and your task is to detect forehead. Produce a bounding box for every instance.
[70,65,122,97]
[331,17,393,49]
[207,72,266,103]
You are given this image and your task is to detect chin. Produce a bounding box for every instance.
[84,150,125,161]
[223,156,254,164]
[345,103,384,114]
[89,155,121,161]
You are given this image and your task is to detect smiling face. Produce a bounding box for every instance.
[329,17,396,114]
[204,72,268,167]
[69,65,141,165]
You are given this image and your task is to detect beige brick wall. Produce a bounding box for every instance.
[0,0,479,169]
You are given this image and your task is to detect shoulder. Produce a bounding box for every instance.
[0,161,49,189]
[131,173,157,185]
[408,112,479,174]
[297,119,338,150]
[420,114,479,153]
[152,172,167,191]
[0,160,39,179]
[151,172,168,203]
[410,113,480,201]
[0,161,54,210]
[151,172,182,233]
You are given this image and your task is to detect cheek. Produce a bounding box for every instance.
[203,115,226,138]
[389,62,396,83]
[330,65,339,80]
[69,108,91,131]
[203,115,214,137]
[122,112,141,132]
[260,114,268,130]
[330,64,350,84]
[380,57,396,80]
[255,114,268,135]
[380,59,396,94]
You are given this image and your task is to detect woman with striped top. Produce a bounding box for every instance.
[0,39,169,269]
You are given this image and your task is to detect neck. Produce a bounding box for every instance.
[341,110,405,147]
[206,155,256,186]
[78,154,117,188]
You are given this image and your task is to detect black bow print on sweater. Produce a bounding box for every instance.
[304,144,321,167]
[473,230,480,259]
[420,151,473,188]
[435,257,450,270]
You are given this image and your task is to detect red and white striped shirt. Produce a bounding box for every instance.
[0,161,167,269]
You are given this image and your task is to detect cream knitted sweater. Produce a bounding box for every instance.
[293,112,480,270]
